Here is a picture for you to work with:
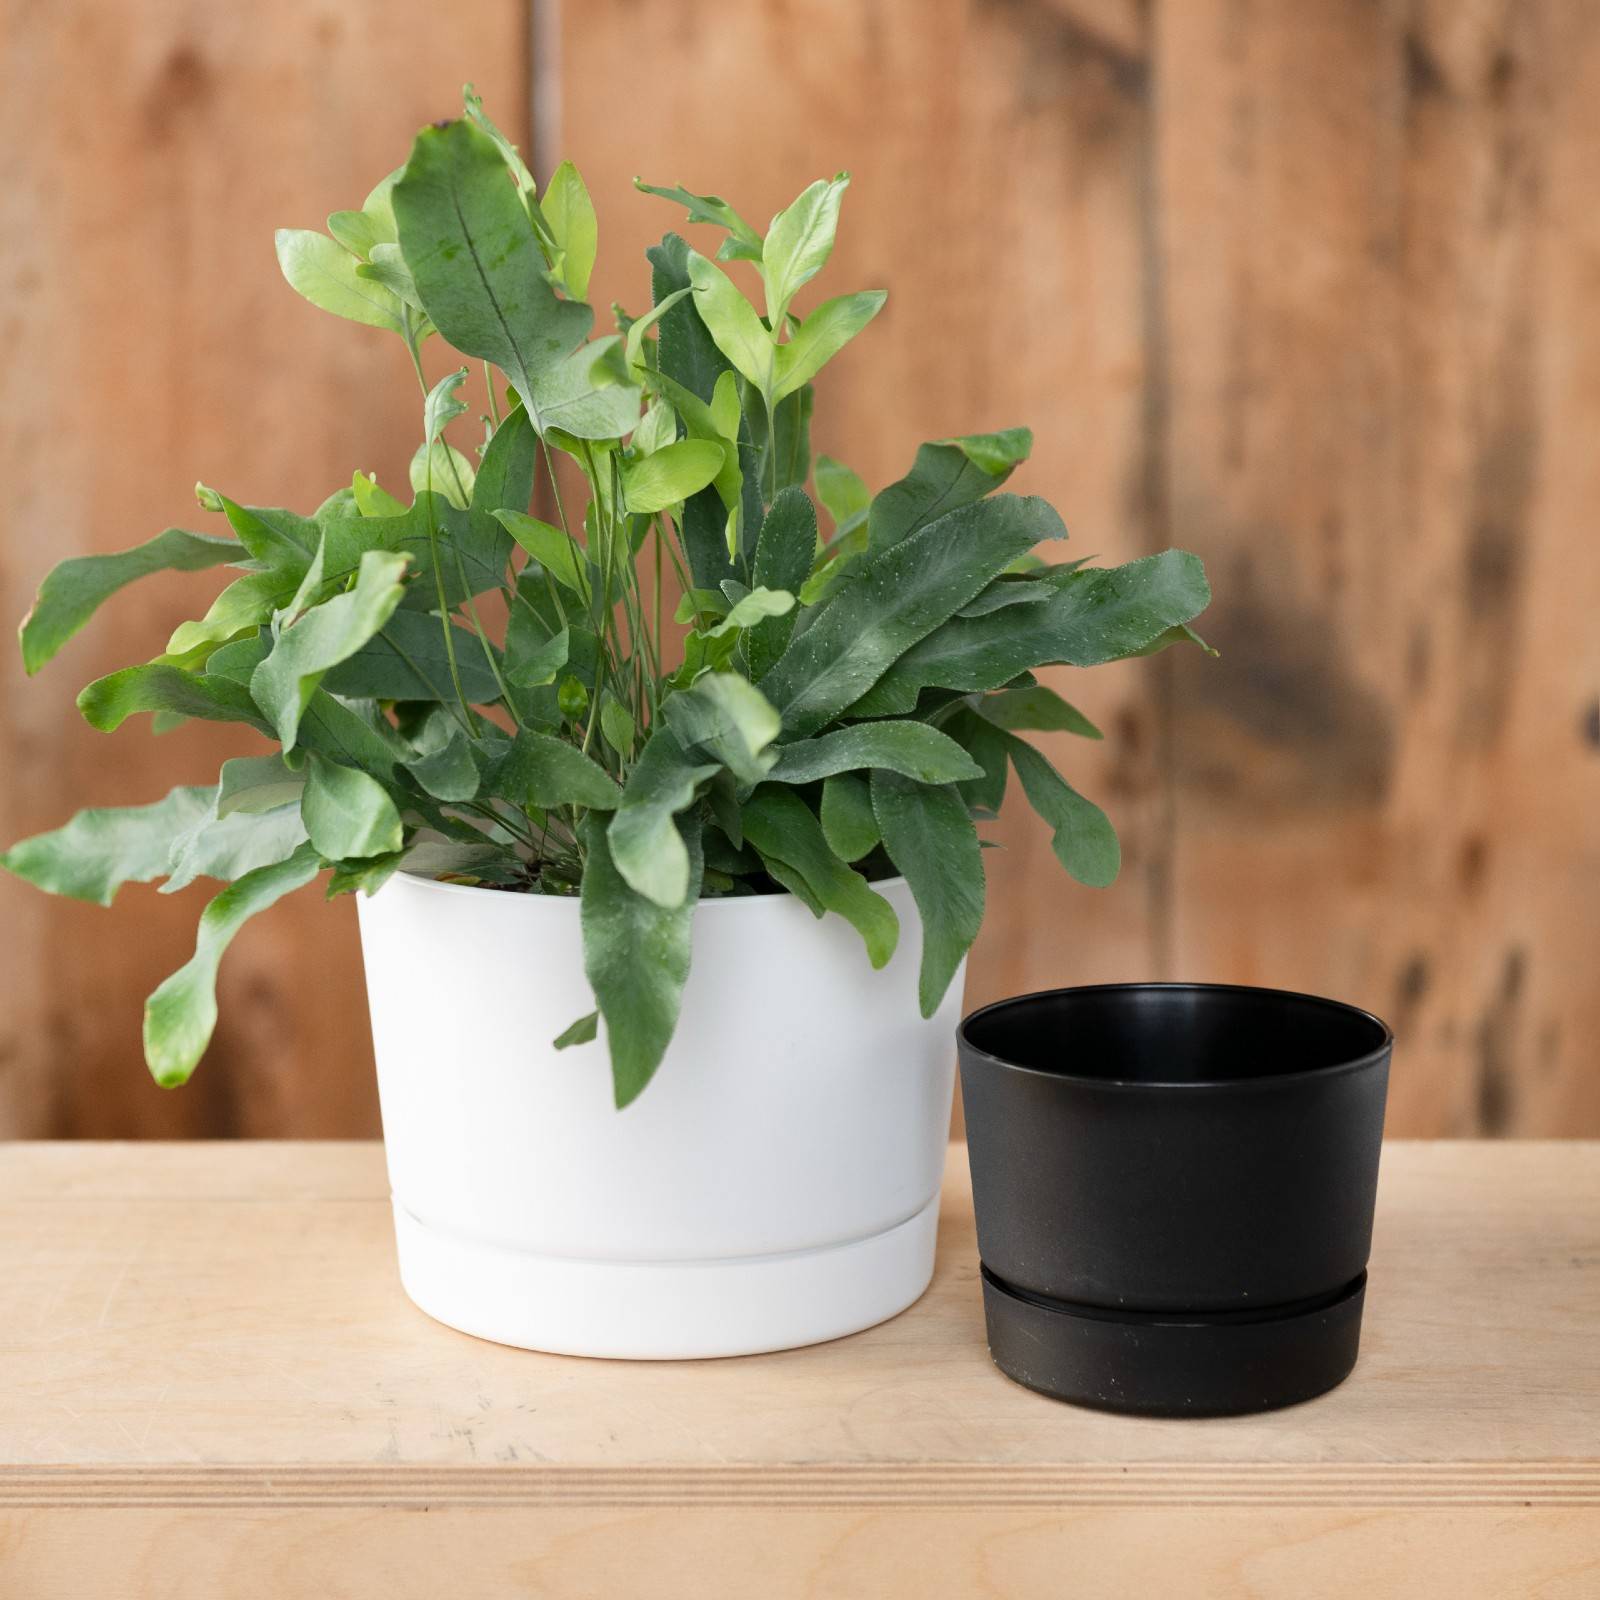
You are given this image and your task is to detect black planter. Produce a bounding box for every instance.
[958,983,1392,1416]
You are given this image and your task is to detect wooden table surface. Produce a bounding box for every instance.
[2,1141,1597,1598]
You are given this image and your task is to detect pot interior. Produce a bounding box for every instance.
[962,984,1389,1086]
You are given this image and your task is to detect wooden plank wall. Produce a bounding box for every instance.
[0,0,1595,1138]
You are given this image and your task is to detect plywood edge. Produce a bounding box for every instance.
[4,1463,1598,1509]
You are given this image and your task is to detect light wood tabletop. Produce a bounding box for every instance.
[2,1140,1597,1598]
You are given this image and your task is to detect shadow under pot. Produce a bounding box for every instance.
[958,983,1392,1417]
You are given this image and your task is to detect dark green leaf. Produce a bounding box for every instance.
[757,494,1065,738]
[870,771,984,1017]
[553,1009,599,1051]
[580,811,702,1107]
[947,709,1010,815]
[217,754,306,817]
[468,404,537,573]
[868,429,1032,553]
[493,729,621,811]
[742,786,897,967]
[819,771,880,863]
[847,549,1211,718]
[977,684,1103,739]
[767,721,982,785]
[1000,732,1120,888]
[660,672,781,786]
[747,487,817,678]
[321,608,501,703]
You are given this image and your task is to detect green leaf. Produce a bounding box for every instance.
[552,1010,599,1051]
[580,811,703,1107]
[321,609,501,703]
[468,404,537,572]
[819,771,879,863]
[1000,733,1120,887]
[870,771,984,1017]
[495,509,591,600]
[462,84,538,202]
[217,754,305,817]
[78,664,267,734]
[326,850,406,899]
[162,797,309,895]
[352,471,408,518]
[493,729,621,811]
[301,753,404,859]
[767,721,982,786]
[621,438,725,514]
[947,709,1009,815]
[772,290,885,401]
[741,786,897,968]
[143,845,322,1087]
[393,119,592,435]
[250,549,410,752]
[978,683,1102,739]
[607,727,718,907]
[958,576,1054,618]
[423,366,469,445]
[410,439,476,510]
[647,233,732,405]
[846,549,1211,719]
[633,179,763,254]
[868,429,1032,553]
[525,339,642,441]
[206,493,319,568]
[761,173,849,325]
[1,786,214,905]
[274,228,405,333]
[600,695,636,759]
[660,672,781,786]
[707,585,794,637]
[20,529,240,675]
[757,494,1065,738]
[544,160,598,300]
[505,622,570,689]
[406,718,481,802]
[686,251,773,394]
[746,487,817,677]
[814,455,869,534]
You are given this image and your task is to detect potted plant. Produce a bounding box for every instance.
[3,89,1212,1358]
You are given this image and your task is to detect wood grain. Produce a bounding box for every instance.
[0,1140,1596,1595]
[0,1,528,1138]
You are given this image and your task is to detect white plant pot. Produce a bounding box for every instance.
[355,871,962,1359]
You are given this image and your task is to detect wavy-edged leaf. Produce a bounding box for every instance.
[607,727,718,907]
[868,428,1032,553]
[977,683,1102,738]
[757,494,1065,738]
[847,549,1212,718]
[1000,732,1120,888]
[21,530,239,675]
[0,786,214,905]
[742,785,897,968]
[143,844,322,1087]
[634,180,762,254]
[870,771,983,1017]
[162,797,309,895]
[819,771,879,863]
[767,721,982,786]
[78,664,267,734]
[580,811,702,1108]
[250,550,409,752]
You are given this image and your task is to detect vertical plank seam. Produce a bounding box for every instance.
[529,0,564,187]
[1138,0,1178,981]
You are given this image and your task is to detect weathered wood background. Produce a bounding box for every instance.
[2,0,1596,1140]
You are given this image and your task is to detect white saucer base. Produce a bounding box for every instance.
[391,1193,942,1360]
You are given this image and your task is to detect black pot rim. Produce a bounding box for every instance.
[958,981,1393,1093]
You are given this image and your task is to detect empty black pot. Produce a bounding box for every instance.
[958,983,1392,1416]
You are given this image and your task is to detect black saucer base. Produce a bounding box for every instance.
[980,1265,1367,1417]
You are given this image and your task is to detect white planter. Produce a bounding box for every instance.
[355,871,962,1359]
